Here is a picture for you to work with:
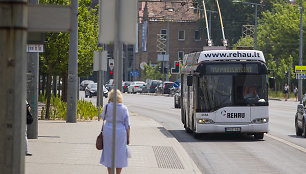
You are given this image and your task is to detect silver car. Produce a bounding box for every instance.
[127,81,146,94]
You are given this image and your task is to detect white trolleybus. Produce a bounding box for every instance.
[181,50,269,139]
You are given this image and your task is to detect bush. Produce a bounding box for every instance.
[39,94,102,120]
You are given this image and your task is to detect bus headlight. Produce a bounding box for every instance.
[198,118,214,124]
[251,118,269,124]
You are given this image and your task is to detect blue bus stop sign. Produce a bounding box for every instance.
[174,82,180,88]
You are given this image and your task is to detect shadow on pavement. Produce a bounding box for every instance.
[168,130,263,143]
[288,134,305,139]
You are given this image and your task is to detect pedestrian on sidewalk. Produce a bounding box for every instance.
[25,100,32,156]
[100,89,130,174]
[294,86,298,101]
[284,84,289,101]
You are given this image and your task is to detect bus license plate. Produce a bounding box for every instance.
[225,127,241,132]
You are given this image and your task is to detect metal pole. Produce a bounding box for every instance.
[27,0,39,140]
[298,0,303,103]
[67,0,78,123]
[111,0,121,172]
[166,19,170,82]
[0,0,27,173]
[254,4,258,50]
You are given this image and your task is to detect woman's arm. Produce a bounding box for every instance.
[126,126,130,145]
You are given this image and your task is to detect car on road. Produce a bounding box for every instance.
[80,80,94,91]
[122,81,132,93]
[156,81,174,94]
[127,81,146,94]
[145,80,162,93]
[105,79,114,91]
[85,83,108,98]
[295,94,306,137]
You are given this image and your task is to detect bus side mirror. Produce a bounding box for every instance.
[269,77,275,89]
[187,76,193,86]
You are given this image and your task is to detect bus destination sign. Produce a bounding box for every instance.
[206,64,258,74]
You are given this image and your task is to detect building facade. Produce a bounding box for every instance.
[136,0,206,81]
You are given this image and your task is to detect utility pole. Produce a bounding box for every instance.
[27,0,39,139]
[0,0,27,173]
[298,0,303,102]
[67,0,78,123]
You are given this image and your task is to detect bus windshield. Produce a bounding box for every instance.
[197,75,268,112]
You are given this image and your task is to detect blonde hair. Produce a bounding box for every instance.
[108,89,123,103]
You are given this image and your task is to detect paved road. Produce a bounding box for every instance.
[81,92,306,174]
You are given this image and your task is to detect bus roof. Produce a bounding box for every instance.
[198,50,265,63]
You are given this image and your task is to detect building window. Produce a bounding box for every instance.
[195,30,201,41]
[160,29,167,40]
[178,30,185,41]
[178,51,184,60]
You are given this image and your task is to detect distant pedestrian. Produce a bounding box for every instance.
[100,89,130,174]
[284,84,289,101]
[294,86,298,101]
[25,100,32,156]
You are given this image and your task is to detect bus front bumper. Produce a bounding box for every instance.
[196,123,269,134]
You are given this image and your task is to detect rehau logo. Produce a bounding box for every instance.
[221,110,227,117]
[227,113,245,118]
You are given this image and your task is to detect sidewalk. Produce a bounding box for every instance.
[25,112,201,174]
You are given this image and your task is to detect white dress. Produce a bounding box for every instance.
[100,102,130,168]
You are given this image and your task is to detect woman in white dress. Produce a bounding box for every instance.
[100,89,130,174]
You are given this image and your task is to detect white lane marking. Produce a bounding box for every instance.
[266,134,306,153]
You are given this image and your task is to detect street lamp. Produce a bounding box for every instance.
[232,1,264,50]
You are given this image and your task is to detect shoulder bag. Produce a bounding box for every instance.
[96,104,108,150]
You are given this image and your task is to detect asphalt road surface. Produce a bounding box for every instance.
[80,91,306,174]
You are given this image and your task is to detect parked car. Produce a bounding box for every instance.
[295,94,306,137]
[174,86,181,108]
[127,81,146,94]
[80,80,94,91]
[105,79,114,91]
[85,83,108,98]
[146,80,162,93]
[157,81,174,94]
[122,81,132,93]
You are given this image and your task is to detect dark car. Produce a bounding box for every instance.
[122,81,131,93]
[147,80,162,93]
[80,80,94,91]
[157,81,174,94]
[85,83,108,98]
[295,94,306,137]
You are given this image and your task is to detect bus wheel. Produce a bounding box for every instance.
[254,133,264,140]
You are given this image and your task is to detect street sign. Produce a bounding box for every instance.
[173,82,180,88]
[27,44,44,52]
[295,66,306,73]
[93,50,107,71]
[296,73,306,79]
[157,54,169,61]
[130,70,139,76]
[109,59,114,70]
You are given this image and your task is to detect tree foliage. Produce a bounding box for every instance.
[257,1,306,89]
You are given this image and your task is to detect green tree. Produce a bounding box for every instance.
[143,63,162,80]
[257,1,305,89]
[39,0,99,118]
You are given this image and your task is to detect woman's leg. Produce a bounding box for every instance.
[116,168,122,174]
[107,168,111,174]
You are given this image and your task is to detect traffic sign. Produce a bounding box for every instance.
[296,73,306,79]
[295,66,306,73]
[173,82,180,88]
[130,70,139,76]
